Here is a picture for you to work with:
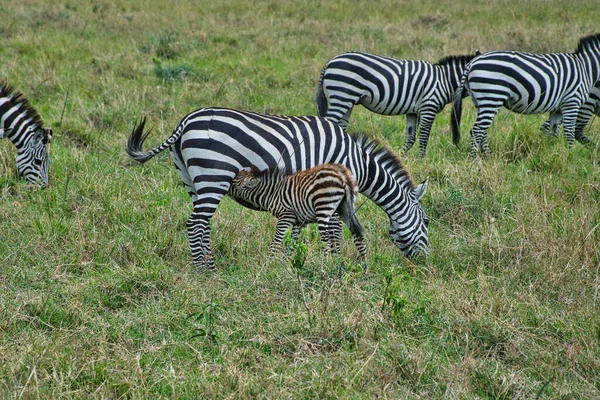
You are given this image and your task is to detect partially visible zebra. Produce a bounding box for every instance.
[0,83,52,185]
[540,81,600,143]
[452,33,600,157]
[315,51,478,157]
[229,164,367,261]
[127,107,429,270]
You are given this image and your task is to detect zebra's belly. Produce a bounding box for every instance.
[504,97,560,114]
[360,96,417,116]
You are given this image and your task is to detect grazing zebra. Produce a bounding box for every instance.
[540,81,600,143]
[229,164,367,261]
[315,51,478,157]
[0,83,52,185]
[127,107,429,270]
[451,33,600,157]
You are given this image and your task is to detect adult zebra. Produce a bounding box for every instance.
[315,51,478,157]
[127,107,429,270]
[0,83,52,185]
[451,33,600,158]
[540,81,600,143]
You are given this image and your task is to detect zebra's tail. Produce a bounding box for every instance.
[315,65,328,117]
[127,117,181,163]
[451,77,467,147]
[338,169,364,238]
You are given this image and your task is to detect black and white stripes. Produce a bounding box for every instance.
[229,164,367,261]
[452,33,600,157]
[316,51,477,157]
[540,81,600,143]
[0,83,52,185]
[127,107,429,269]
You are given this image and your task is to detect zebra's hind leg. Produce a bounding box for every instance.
[326,215,342,255]
[400,114,418,154]
[186,213,214,271]
[469,107,498,158]
[541,111,562,137]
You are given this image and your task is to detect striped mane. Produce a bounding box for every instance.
[575,33,600,54]
[0,82,46,132]
[352,133,415,190]
[435,54,477,66]
[240,165,290,183]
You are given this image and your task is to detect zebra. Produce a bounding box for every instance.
[229,164,367,261]
[451,33,600,158]
[540,81,600,143]
[0,83,52,185]
[127,107,429,270]
[315,51,478,157]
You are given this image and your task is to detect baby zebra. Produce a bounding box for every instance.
[229,164,367,261]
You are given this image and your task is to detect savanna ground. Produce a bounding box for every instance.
[1,0,599,398]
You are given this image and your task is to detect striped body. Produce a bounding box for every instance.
[229,164,367,261]
[452,34,600,157]
[541,82,600,141]
[0,83,52,185]
[316,52,476,157]
[127,107,429,270]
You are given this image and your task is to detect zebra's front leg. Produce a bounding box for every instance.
[416,109,437,158]
[561,106,580,148]
[291,224,306,242]
[400,114,418,154]
[574,101,596,146]
[270,214,296,256]
[186,213,214,271]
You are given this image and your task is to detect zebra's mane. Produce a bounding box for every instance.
[575,33,600,53]
[0,82,46,133]
[352,133,415,190]
[435,54,477,66]
[241,165,290,183]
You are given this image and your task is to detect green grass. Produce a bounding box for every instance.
[1,0,600,397]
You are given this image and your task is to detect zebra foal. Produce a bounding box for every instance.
[316,51,477,157]
[0,83,52,185]
[229,164,367,261]
[452,33,600,157]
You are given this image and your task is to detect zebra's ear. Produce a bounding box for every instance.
[238,176,260,189]
[414,178,429,202]
[245,177,261,189]
[45,128,53,143]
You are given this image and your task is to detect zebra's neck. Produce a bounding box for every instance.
[0,96,38,148]
[575,44,600,84]
[440,61,468,98]
[356,140,414,213]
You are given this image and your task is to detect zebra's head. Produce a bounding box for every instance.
[388,178,429,258]
[16,126,52,186]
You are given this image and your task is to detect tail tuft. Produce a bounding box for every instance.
[126,117,155,163]
[451,86,465,147]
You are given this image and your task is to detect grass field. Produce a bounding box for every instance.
[1,0,600,398]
